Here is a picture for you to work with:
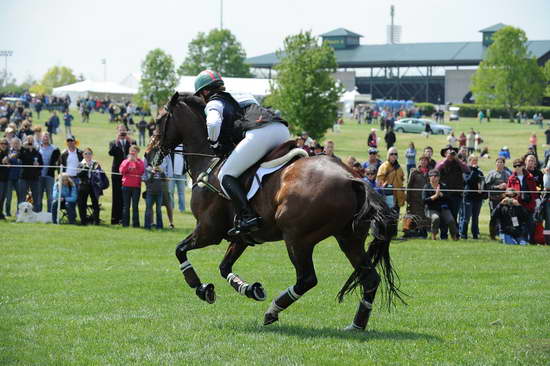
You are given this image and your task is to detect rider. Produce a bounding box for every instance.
[194,70,290,234]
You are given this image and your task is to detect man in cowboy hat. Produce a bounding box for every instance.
[435,144,470,239]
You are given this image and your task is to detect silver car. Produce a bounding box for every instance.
[393,118,452,135]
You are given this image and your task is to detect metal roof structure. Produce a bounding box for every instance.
[246,40,550,69]
[479,23,507,33]
[319,28,363,38]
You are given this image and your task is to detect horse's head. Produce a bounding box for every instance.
[146,92,207,166]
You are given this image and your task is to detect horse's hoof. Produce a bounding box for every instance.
[246,282,267,301]
[196,283,216,304]
[263,312,278,326]
[342,324,365,332]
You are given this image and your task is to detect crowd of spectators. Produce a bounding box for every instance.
[326,130,550,245]
[0,96,185,229]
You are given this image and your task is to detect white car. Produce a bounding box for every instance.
[394,118,452,135]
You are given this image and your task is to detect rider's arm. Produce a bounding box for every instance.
[205,100,224,142]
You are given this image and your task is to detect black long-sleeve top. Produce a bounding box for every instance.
[422,182,451,212]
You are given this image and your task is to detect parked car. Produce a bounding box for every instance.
[394,118,452,135]
[449,106,460,121]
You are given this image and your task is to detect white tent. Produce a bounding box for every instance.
[53,80,137,106]
[120,73,272,101]
[176,76,272,100]
[339,89,371,117]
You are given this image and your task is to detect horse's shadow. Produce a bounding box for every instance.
[226,321,441,342]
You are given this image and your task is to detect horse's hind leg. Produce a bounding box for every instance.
[175,232,216,304]
[219,242,266,301]
[336,235,380,331]
[264,243,317,325]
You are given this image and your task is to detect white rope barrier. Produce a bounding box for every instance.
[3,164,189,181]
[2,163,547,194]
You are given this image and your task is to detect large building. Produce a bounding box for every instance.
[246,24,550,104]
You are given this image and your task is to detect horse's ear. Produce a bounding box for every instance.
[168,92,179,108]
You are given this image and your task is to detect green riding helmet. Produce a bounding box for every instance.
[194,70,224,95]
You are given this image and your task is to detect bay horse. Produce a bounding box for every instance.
[150,92,402,330]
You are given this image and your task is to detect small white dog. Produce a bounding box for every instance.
[16,202,53,224]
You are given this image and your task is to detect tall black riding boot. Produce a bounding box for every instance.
[221,175,262,235]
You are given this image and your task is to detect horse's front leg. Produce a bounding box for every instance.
[175,229,218,304]
[219,242,266,301]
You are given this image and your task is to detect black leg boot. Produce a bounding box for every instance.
[221,175,262,235]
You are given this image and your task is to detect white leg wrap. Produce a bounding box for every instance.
[227,273,249,296]
[226,273,237,283]
[179,261,193,273]
[361,299,373,309]
[266,299,284,315]
[287,286,302,301]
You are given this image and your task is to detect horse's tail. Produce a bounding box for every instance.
[337,180,406,308]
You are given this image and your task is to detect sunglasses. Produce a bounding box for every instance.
[389,153,398,156]
[369,152,377,155]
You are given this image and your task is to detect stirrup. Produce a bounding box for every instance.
[227,216,262,236]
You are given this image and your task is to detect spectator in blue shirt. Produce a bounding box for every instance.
[46,111,60,144]
[498,146,511,160]
[364,166,383,194]
[51,173,78,224]
[63,111,74,137]
[362,147,383,174]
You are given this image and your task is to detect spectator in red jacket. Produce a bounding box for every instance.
[119,145,144,227]
[507,158,538,243]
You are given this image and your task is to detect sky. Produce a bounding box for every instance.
[2,0,550,84]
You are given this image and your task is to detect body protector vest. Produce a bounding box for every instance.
[210,92,289,147]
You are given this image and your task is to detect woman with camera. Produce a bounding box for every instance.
[507,158,538,243]
[422,169,459,240]
[77,147,108,225]
[491,188,529,245]
[459,155,485,239]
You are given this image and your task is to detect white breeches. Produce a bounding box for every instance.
[218,123,290,186]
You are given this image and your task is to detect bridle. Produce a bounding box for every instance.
[149,101,217,168]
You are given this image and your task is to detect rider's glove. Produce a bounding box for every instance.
[209,140,225,157]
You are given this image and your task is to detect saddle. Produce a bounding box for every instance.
[195,141,309,199]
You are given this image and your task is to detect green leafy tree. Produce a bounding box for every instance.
[268,31,343,140]
[40,66,77,94]
[178,29,252,77]
[471,26,545,119]
[138,48,178,107]
[543,61,550,97]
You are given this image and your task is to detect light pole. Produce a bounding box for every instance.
[101,58,107,81]
[0,50,13,86]
[220,0,223,30]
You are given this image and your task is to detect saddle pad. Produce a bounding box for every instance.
[247,164,286,200]
[246,148,309,200]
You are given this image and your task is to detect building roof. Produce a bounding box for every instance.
[479,23,507,33]
[246,40,550,68]
[320,28,363,38]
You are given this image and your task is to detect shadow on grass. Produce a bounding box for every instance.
[227,321,441,342]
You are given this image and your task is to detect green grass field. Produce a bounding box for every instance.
[1,111,550,365]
